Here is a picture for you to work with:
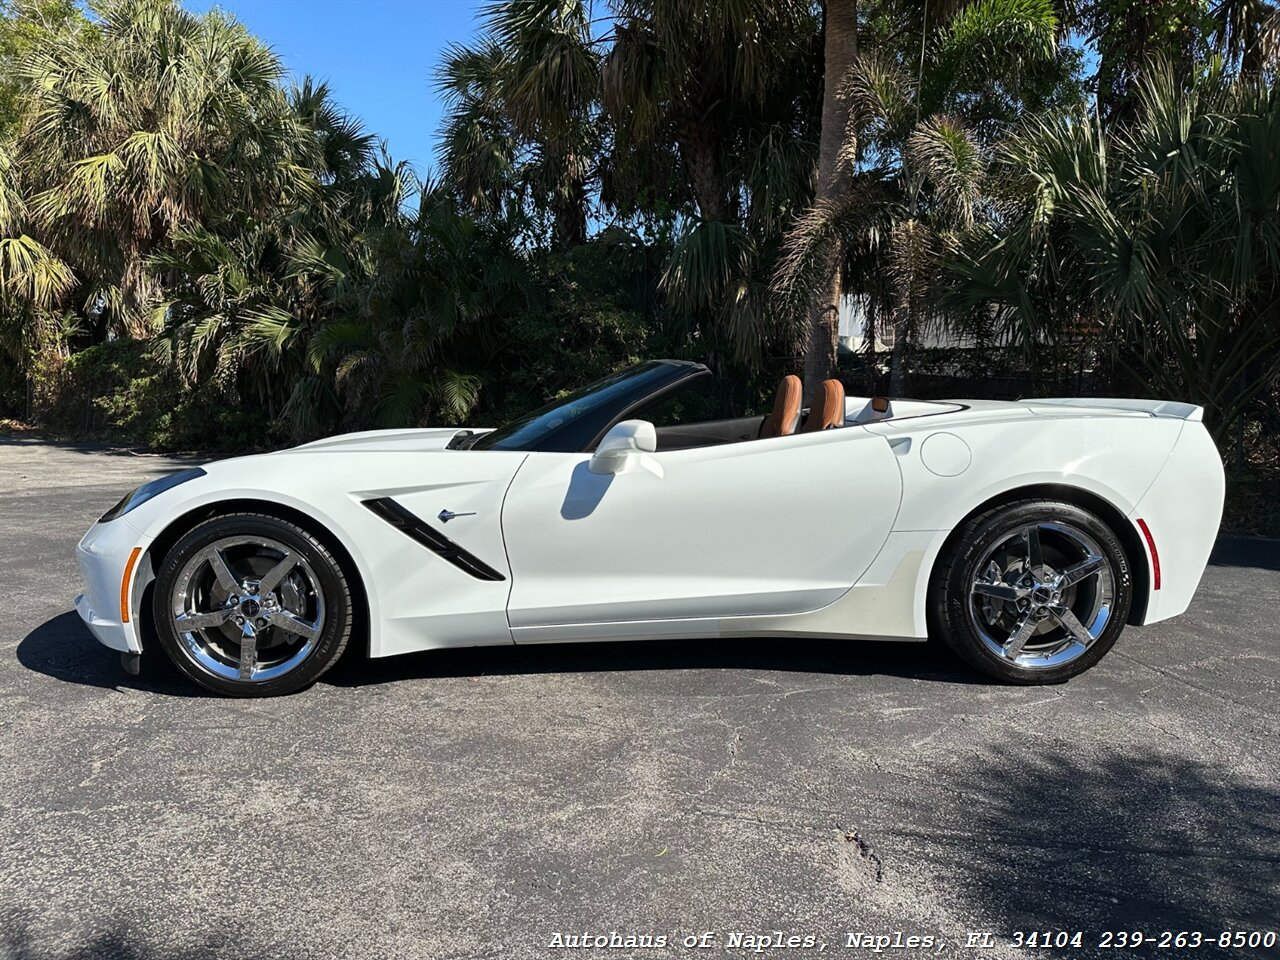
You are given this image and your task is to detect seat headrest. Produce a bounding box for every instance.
[759,374,802,438]
[800,378,845,432]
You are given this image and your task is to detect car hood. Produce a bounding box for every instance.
[287,427,490,454]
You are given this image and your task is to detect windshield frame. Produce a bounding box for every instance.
[471,360,710,453]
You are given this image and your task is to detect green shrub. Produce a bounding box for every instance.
[0,357,23,415]
[473,242,654,424]
[33,338,274,452]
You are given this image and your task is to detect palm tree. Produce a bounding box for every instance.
[143,71,382,432]
[7,0,311,339]
[436,41,520,221]
[1081,1,1280,128]
[1208,0,1280,77]
[0,147,74,311]
[779,0,1078,396]
[943,63,1280,439]
[1083,0,1203,128]
[800,0,859,399]
[602,0,818,224]
[484,0,598,249]
[296,174,535,435]
[437,0,599,251]
[603,0,823,368]
[0,0,84,139]
[440,0,824,368]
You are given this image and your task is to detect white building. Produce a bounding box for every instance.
[837,294,981,355]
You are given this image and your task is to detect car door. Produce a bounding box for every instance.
[499,426,903,632]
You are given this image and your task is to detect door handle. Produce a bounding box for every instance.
[437,509,476,524]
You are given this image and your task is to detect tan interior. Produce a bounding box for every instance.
[759,375,802,438]
[800,378,845,432]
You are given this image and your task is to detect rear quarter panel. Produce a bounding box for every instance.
[867,413,1186,530]
[863,412,1188,637]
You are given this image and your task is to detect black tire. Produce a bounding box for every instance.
[152,512,354,697]
[930,499,1133,684]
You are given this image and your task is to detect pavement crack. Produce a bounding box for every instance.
[1112,650,1263,711]
[727,728,743,758]
[842,828,885,883]
[76,744,128,788]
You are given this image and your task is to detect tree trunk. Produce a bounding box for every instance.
[1241,7,1264,79]
[551,174,588,250]
[1098,0,1196,130]
[889,315,908,395]
[676,118,731,223]
[802,0,858,402]
[865,296,878,389]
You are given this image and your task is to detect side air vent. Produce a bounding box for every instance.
[362,497,506,582]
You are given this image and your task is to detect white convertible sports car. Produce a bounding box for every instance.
[74,360,1225,697]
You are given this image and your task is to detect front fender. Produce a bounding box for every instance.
[119,448,528,657]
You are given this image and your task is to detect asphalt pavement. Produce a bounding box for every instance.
[1,437,1277,960]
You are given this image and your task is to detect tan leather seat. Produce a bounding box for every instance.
[759,375,802,438]
[800,378,845,432]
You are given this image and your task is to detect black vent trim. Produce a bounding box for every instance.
[362,498,506,582]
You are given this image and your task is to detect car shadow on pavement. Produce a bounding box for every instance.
[15,611,206,697]
[323,632,988,689]
[18,610,986,695]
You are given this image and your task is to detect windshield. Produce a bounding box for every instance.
[473,361,704,453]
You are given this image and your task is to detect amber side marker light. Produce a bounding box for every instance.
[1135,519,1161,590]
[120,546,143,623]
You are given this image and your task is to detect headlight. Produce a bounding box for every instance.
[99,468,206,523]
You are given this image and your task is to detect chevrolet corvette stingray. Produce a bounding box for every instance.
[74,360,1225,696]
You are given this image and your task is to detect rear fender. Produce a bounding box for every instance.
[869,415,1188,639]
[1126,422,1225,624]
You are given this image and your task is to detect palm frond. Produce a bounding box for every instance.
[906,115,986,228]
[0,235,76,307]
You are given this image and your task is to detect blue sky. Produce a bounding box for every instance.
[185,0,487,179]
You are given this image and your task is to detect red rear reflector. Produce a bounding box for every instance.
[120,546,143,623]
[1136,519,1161,590]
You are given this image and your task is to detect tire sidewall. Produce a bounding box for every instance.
[941,501,1133,684]
[152,513,351,697]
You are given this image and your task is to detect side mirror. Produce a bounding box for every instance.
[589,419,662,476]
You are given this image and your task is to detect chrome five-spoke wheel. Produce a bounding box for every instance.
[968,522,1114,669]
[154,513,353,696]
[171,535,325,683]
[933,499,1133,684]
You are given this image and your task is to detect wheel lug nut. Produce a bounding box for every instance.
[255,618,266,628]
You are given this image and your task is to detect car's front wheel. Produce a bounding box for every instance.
[932,500,1133,684]
[152,512,354,697]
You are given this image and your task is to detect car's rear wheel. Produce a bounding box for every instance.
[932,500,1132,684]
[152,512,353,697]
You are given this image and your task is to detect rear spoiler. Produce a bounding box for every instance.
[1031,398,1205,421]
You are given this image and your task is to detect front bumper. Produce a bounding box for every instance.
[73,591,131,652]
[75,516,148,654]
